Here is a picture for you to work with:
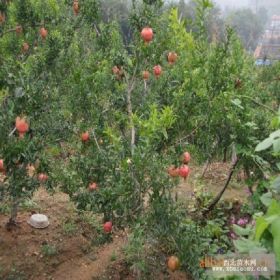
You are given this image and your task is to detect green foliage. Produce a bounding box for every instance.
[62,220,78,236]
[41,244,58,257]
[4,267,27,280]
[234,121,280,273]
[0,0,279,278]
[124,223,148,276]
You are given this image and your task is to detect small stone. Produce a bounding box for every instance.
[28,214,49,229]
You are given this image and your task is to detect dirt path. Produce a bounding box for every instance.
[0,188,128,280]
[51,235,127,280]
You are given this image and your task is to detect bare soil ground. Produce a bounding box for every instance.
[177,161,250,203]
[0,162,248,280]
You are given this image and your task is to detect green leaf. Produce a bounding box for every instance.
[234,238,266,253]
[270,218,280,264]
[270,129,280,139]
[233,224,253,236]
[273,138,280,153]
[265,215,280,224]
[271,176,280,192]
[255,216,270,241]
[267,200,280,216]
[162,129,168,140]
[231,98,244,109]
[255,137,273,152]
[15,87,25,98]
[260,192,273,207]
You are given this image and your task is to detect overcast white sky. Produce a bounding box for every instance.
[213,0,249,9]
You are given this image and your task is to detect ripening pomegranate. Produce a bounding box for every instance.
[178,165,190,180]
[73,1,79,16]
[182,152,191,164]
[153,65,162,78]
[22,42,29,53]
[16,25,23,35]
[40,27,48,40]
[38,173,48,182]
[167,165,179,177]
[235,78,242,89]
[26,164,36,177]
[142,70,150,80]
[0,159,4,172]
[81,131,90,142]
[112,66,120,75]
[0,12,5,24]
[112,66,123,80]
[141,27,153,43]
[15,117,29,138]
[103,221,112,233]
[88,182,98,191]
[168,52,178,65]
[167,256,180,272]
[117,68,124,79]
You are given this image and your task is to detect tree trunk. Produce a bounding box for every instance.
[223,147,227,163]
[202,158,239,216]
[201,141,218,179]
[126,76,136,155]
[201,158,210,178]
[6,197,19,230]
[10,198,19,223]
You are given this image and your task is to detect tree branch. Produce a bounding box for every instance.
[202,157,239,216]
[124,66,138,155]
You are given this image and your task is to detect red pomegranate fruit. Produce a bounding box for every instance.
[15,117,29,138]
[103,221,112,233]
[81,132,90,142]
[141,27,153,43]
[0,159,4,172]
[0,12,5,24]
[73,1,79,15]
[142,70,150,80]
[40,27,48,40]
[88,182,98,191]
[38,173,48,183]
[178,165,190,180]
[167,165,179,177]
[153,65,162,78]
[168,52,178,65]
[16,25,23,35]
[22,42,29,53]
[182,152,191,164]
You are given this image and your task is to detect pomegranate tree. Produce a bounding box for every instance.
[0,123,50,227]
